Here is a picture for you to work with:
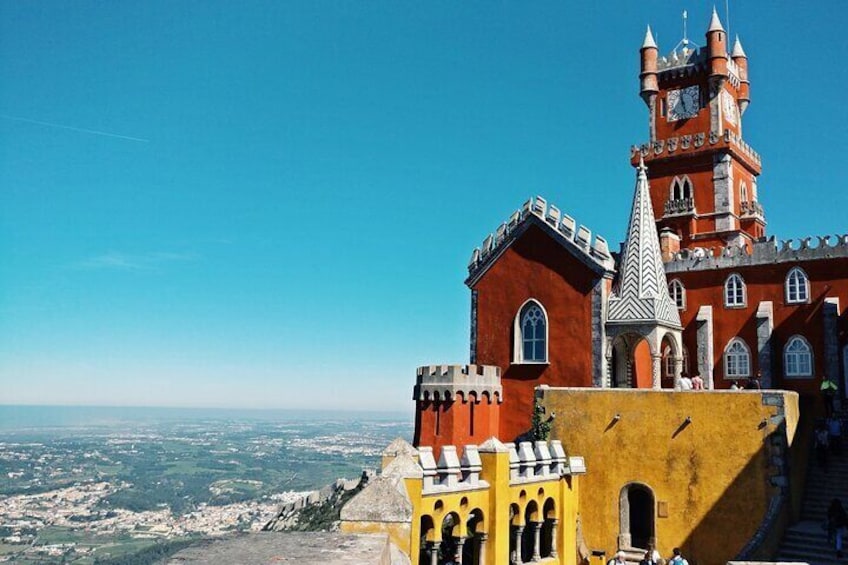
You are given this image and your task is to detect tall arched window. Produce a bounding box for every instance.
[670,176,693,201]
[681,177,692,199]
[740,182,749,203]
[724,338,751,378]
[724,273,746,307]
[784,336,813,378]
[515,300,548,363]
[668,279,686,310]
[785,267,810,304]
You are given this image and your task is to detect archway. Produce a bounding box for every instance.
[419,515,435,565]
[521,501,539,563]
[619,483,655,551]
[660,334,680,389]
[611,338,629,388]
[632,339,653,388]
[440,512,461,564]
[464,509,485,565]
[508,503,521,565]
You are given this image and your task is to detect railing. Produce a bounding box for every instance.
[664,197,695,217]
[740,201,764,218]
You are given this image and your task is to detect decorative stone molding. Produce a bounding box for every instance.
[664,234,848,273]
[467,195,616,286]
[631,128,761,165]
[414,364,503,404]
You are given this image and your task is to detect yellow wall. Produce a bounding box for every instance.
[340,521,412,556]
[539,388,799,565]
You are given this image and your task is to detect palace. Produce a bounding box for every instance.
[340,9,848,565]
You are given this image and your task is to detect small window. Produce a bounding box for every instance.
[724,339,751,378]
[661,97,667,118]
[725,273,746,307]
[682,177,692,200]
[785,267,810,304]
[784,336,813,378]
[670,177,681,200]
[669,279,686,310]
[515,300,547,363]
[740,182,749,203]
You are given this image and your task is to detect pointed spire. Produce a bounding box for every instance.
[732,35,747,58]
[642,25,657,49]
[708,6,725,32]
[606,163,681,328]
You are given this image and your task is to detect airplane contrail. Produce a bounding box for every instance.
[0,114,150,143]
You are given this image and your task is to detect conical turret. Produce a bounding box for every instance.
[639,26,659,107]
[732,35,751,114]
[706,7,728,80]
[607,158,681,329]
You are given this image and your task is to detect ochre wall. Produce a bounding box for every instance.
[673,257,848,398]
[539,388,799,565]
[472,224,600,442]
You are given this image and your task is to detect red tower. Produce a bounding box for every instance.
[632,9,764,252]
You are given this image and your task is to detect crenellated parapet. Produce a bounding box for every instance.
[413,364,503,403]
[631,128,761,168]
[664,234,848,273]
[504,440,583,485]
[466,195,616,285]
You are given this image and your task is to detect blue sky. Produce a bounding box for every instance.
[1,2,847,412]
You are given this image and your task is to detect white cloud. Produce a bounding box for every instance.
[74,251,197,271]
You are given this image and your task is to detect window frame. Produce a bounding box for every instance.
[783,335,814,378]
[724,273,747,308]
[724,338,752,379]
[668,279,686,310]
[513,299,549,365]
[785,267,810,304]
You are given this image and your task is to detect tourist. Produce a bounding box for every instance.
[816,423,830,472]
[746,372,762,390]
[828,415,843,456]
[640,550,659,565]
[730,380,741,391]
[608,550,627,565]
[827,498,847,558]
[822,379,839,417]
[668,547,688,565]
[690,373,704,390]
[678,373,693,391]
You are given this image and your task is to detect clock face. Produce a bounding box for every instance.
[667,86,700,121]
[722,90,738,125]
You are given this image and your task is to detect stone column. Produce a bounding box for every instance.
[651,354,662,389]
[755,301,774,388]
[549,519,558,558]
[455,537,465,565]
[512,526,524,565]
[696,306,715,390]
[674,355,684,389]
[430,542,440,565]
[478,533,488,565]
[605,354,613,389]
[824,298,842,409]
[532,522,542,561]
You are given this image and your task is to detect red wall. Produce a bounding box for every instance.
[472,224,601,442]
[414,394,499,458]
[673,257,848,395]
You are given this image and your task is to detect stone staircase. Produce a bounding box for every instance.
[776,436,848,564]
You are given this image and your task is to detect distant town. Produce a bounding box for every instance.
[0,412,411,563]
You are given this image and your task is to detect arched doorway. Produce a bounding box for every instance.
[610,334,653,389]
[619,483,655,551]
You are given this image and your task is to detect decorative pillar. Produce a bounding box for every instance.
[651,354,662,389]
[674,355,684,389]
[755,301,774,388]
[549,520,558,558]
[532,522,542,561]
[430,542,440,565]
[696,306,715,390]
[512,526,524,565]
[604,353,613,389]
[478,533,488,565]
[455,537,465,565]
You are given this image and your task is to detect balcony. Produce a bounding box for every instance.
[664,197,695,217]
[740,200,764,218]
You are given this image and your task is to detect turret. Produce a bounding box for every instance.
[706,7,728,81]
[732,36,750,114]
[639,26,659,107]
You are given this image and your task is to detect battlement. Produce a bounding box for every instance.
[664,234,848,273]
[632,128,761,167]
[416,439,582,495]
[414,364,503,403]
[655,48,741,88]
[466,195,615,284]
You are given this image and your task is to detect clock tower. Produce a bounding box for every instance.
[633,9,764,252]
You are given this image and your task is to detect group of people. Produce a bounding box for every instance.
[607,547,688,565]
[676,373,704,391]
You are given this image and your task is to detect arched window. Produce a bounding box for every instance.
[515,300,548,363]
[724,338,751,378]
[785,267,810,304]
[740,182,749,203]
[724,273,746,307]
[662,345,675,379]
[681,177,692,199]
[668,279,686,310]
[670,176,693,201]
[784,336,813,378]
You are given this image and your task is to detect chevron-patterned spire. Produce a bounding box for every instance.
[607,158,681,328]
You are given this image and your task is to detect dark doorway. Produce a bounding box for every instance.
[628,486,654,549]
